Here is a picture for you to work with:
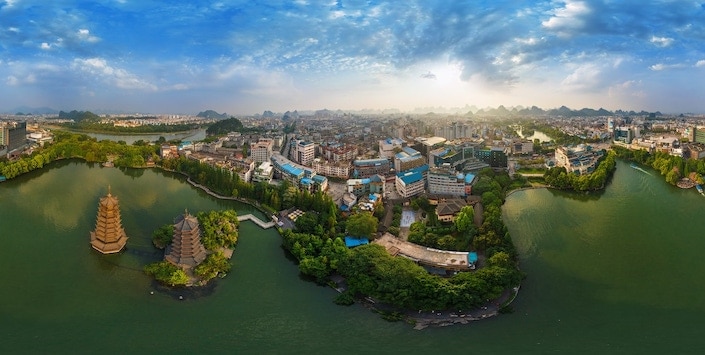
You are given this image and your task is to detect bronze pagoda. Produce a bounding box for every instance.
[165,210,207,268]
[90,187,128,254]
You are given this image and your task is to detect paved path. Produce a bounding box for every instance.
[185,177,275,229]
[237,214,275,229]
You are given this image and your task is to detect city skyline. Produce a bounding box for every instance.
[1,1,705,115]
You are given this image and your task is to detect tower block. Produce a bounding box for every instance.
[90,187,128,254]
[165,210,207,268]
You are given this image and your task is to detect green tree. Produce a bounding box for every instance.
[152,224,174,249]
[194,252,231,281]
[345,212,378,239]
[295,212,319,234]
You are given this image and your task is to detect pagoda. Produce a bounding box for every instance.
[165,210,207,268]
[90,186,128,254]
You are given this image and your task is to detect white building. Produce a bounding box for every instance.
[427,165,474,197]
[554,145,603,176]
[379,138,405,159]
[312,159,351,179]
[251,139,274,163]
[290,139,316,166]
[395,165,428,198]
[252,162,274,183]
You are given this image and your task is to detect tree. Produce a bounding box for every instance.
[454,205,476,235]
[144,261,188,286]
[195,252,231,281]
[345,212,378,239]
[295,212,319,234]
[152,224,174,249]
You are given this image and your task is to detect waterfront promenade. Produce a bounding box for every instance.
[185,177,275,229]
[237,214,275,229]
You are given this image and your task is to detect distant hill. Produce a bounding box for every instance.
[58,110,100,122]
[196,110,229,119]
[9,106,58,115]
[206,117,243,136]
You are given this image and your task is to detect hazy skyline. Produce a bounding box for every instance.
[1,0,705,115]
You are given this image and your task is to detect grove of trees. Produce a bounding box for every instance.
[543,150,617,191]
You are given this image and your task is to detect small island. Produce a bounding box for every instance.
[144,209,239,287]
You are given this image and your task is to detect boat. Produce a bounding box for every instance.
[0,175,6,182]
[697,185,704,196]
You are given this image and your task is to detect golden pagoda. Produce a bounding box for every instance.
[90,186,128,254]
[165,210,207,268]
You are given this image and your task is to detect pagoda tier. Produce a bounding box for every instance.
[90,188,128,254]
[165,211,207,268]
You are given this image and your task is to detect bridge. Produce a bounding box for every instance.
[237,214,276,229]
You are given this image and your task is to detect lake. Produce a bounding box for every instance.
[0,159,703,353]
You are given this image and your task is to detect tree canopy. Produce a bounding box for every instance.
[345,212,378,239]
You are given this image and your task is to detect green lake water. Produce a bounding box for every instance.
[1,159,704,353]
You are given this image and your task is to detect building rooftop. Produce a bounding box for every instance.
[374,233,474,270]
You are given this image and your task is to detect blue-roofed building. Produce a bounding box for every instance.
[347,174,385,196]
[379,137,405,159]
[394,146,425,172]
[395,164,428,198]
[352,158,390,178]
[344,236,369,248]
[271,153,328,193]
[427,164,473,197]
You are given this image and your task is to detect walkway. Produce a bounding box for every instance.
[185,177,275,229]
[237,214,276,229]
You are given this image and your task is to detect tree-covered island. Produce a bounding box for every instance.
[144,210,239,287]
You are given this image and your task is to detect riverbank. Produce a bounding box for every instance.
[359,284,521,330]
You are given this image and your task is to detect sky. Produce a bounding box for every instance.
[1,0,705,115]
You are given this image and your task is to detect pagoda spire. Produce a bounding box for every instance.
[90,188,128,254]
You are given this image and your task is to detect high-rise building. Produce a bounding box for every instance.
[394,147,425,172]
[474,148,507,168]
[90,187,129,254]
[165,211,207,268]
[290,139,315,166]
[1,121,27,151]
[250,138,274,163]
[394,164,428,198]
[427,165,474,197]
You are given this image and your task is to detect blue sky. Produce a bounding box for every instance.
[1,0,705,115]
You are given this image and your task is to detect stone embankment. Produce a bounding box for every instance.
[185,177,275,229]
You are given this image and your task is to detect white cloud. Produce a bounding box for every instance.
[73,57,157,90]
[561,63,601,90]
[649,63,665,71]
[696,60,705,67]
[649,63,685,71]
[40,42,51,50]
[6,75,18,86]
[542,0,591,36]
[76,28,100,43]
[650,36,674,47]
[608,80,645,99]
